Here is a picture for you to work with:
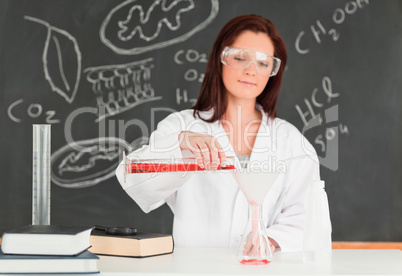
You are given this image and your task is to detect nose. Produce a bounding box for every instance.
[243,61,257,76]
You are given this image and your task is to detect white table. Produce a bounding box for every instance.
[99,248,402,275]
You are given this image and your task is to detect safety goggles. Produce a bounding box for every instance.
[221,47,281,77]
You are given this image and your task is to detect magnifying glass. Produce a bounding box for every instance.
[95,225,137,235]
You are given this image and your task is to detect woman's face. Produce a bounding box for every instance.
[222,30,274,103]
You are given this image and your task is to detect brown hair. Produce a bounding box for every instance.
[193,14,287,122]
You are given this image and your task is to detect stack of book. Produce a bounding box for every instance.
[0,225,99,274]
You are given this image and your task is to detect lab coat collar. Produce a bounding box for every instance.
[193,104,276,171]
[208,104,272,160]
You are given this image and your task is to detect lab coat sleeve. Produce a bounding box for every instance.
[266,153,330,253]
[115,112,192,213]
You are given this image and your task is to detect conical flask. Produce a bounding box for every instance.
[234,168,279,265]
[237,201,272,264]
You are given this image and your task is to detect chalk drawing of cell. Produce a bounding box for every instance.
[100,0,219,55]
[51,137,135,188]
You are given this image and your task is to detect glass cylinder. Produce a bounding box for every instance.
[237,201,272,265]
[32,124,51,225]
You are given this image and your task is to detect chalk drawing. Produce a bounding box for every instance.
[100,0,219,55]
[296,76,349,171]
[295,0,369,54]
[51,137,135,188]
[118,0,195,42]
[84,58,160,122]
[7,99,61,123]
[24,16,81,103]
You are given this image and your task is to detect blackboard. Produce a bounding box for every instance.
[1,0,401,242]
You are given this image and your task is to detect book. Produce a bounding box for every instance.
[0,249,99,274]
[89,229,174,257]
[1,225,93,256]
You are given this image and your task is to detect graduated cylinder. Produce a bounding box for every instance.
[32,124,51,225]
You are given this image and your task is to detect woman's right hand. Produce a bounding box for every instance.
[178,131,226,171]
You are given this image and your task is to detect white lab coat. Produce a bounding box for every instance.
[116,107,331,252]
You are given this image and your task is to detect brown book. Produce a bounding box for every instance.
[89,229,174,258]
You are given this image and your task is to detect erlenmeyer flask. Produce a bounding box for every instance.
[237,200,272,264]
[233,168,279,265]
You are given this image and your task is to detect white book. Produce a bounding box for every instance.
[1,225,93,256]
[0,249,99,274]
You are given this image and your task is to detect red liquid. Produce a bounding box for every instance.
[130,163,236,173]
[240,259,270,265]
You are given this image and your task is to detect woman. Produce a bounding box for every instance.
[116,15,331,252]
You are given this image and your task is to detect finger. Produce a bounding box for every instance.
[268,237,277,254]
[210,137,226,169]
[184,132,206,152]
[209,145,220,171]
[178,131,187,151]
[218,147,227,167]
[243,234,253,255]
[192,149,204,169]
[199,144,211,170]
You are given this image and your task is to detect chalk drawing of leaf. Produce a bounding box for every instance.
[24,16,82,104]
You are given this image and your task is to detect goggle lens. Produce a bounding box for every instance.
[221,47,281,77]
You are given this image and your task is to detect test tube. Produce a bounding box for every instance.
[32,124,51,225]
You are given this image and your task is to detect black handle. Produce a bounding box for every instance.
[95,225,137,236]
